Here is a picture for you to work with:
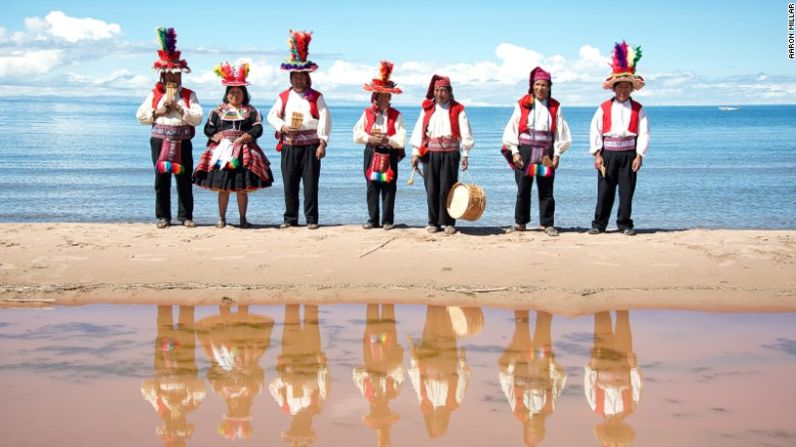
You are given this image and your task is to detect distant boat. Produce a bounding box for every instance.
[718,106,740,111]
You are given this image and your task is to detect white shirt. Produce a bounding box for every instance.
[589,98,650,156]
[352,108,407,149]
[266,89,332,143]
[136,87,203,127]
[502,98,572,156]
[409,102,475,157]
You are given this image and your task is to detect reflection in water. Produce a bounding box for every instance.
[269,305,330,447]
[141,305,206,447]
[196,305,274,440]
[498,311,567,446]
[408,306,483,439]
[352,304,404,447]
[585,311,643,447]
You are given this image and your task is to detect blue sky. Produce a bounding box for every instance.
[0,0,793,105]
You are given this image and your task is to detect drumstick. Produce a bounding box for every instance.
[599,163,606,178]
[407,167,420,185]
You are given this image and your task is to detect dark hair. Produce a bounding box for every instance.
[222,86,250,105]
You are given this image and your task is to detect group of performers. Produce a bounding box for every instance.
[137,28,649,236]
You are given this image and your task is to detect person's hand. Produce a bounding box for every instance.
[281,125,297,138]
[410,155,420,170]
[632,154,643,172]
[461,156,469,171]
[512,152,524,169]
[552,155,560,169]
[234,133,252,145]
[367,135,381,146]
[211,133,224,143]
[316,140,327,160]
[594,153,604,171]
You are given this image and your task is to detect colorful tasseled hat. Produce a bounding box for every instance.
[602,40,644,90]
[152,27,190,73]
[280,30,318,72]
[363,60,402,94]
[214,62,251,86]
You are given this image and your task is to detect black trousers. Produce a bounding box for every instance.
[514,145,555,227]
[150,138,194,221]
[422,151,460,227]
[281,144,321,225]
[592,150,637,231]
[364,146,399,226]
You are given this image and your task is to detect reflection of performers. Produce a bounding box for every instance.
[408,306,481,439]
[196,305,274,440]
[584,311,642,447]
[352,304,404,447]
[269,305,330,447]
[141,305,206,447]
[498,311,566,447]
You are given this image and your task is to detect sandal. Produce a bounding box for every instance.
[216,218,226,229]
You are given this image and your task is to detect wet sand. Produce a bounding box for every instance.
[1,223,794,315]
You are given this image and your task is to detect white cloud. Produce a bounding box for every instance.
[0,49,63,77]
[17,11,121,43]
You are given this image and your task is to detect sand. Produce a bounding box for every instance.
[1,223,794,315]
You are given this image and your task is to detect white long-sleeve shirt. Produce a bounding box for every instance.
[502,99,572,156]
[352,108,407,149]
[409,102,475,157]
[136,87,203,127]
[266,89,332,143]
[589,98,650,156]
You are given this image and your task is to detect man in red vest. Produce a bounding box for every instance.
[267,30,331,230]
[502,67,572,237]
[409,75,475,235]
[353,61,407,231]
[589,41,649,236]
[136,27,203,229]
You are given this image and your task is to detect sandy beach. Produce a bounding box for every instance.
[0,223,794,315]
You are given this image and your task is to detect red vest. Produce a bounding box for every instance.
[421,99,464,140]
[151,83,193,109]
[518,95,560,137]
[601,98,642,135]
[364,106,400,136]
[278,88,321,120]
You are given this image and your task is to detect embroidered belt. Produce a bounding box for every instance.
[427,137,459,152]
[151,124,194,140]
[603,136,636,151]
[518,130,552,147]
[284,129,320,147]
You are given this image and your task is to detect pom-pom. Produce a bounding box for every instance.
[164,28,177,53]
[379,60,394,82]
[288,30,313,62]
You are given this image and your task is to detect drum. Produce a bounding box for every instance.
[446,182,486,221]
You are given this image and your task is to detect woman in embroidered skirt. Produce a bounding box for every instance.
[193,63,273,228]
